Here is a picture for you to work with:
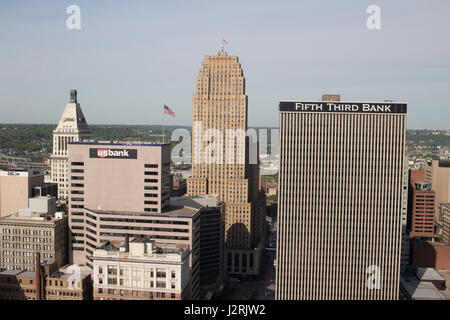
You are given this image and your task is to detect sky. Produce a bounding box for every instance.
[0,0,449,129]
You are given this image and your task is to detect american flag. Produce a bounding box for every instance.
[163,105,175,117]
[8,160,16,168]
[223,39,229,45]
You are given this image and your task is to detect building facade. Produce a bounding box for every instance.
[408,182,435,238]
[440,203,450,243]
[170,195,226,296]
[50,90,91,200]
[92,238,191,300]
[400,157,409,273]
[67,141,201,298]
[0,258,91,300]
[0,210,67,272]
[0,169,45,218]
[424,158,450,220]
[276,98,407,299]
[187,50,266,276]
[411,239,450,270]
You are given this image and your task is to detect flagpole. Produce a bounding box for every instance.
[162,104,165,144]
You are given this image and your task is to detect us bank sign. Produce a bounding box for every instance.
[279,101,407,114]
[89,148,137,159]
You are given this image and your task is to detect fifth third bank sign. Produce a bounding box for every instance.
[279,101,407,114]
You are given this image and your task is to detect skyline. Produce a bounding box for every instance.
[0,1,449,129]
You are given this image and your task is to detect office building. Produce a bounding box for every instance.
[400,158,409,273]
[187,49,266,276]
[408,182,435,238]
[171,195,226,297]
[67,141,200,298]
[276,97,407,299]
[31,183,58,198]
[0,169,45,218]
[424,158,450,220]
[92,238,191,300]
[0,207,67,271]
[50,89,91,199]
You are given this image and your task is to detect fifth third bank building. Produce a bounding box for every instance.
[275,95,407,300]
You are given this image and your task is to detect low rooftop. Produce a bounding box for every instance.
[0,210,64,222]
[87,205,198,218]
[69,140,170,147]
[0,269,25,276]
[416,267,445,282]
[170,195,221,209]
[400,276,446,300]
[50,271,90,281]
[93,238,189,261]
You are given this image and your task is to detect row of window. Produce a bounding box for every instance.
[2,229,53,236]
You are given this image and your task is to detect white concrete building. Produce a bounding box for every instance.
[92,238,191,300]
[50,89,91,199]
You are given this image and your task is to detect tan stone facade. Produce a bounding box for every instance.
[0,170,44,218]
[0,212,67,272]
[424,159,450,220]
[187,51,266,276]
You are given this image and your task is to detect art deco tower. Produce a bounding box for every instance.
[187,50,266,276]
[51,90,91,199]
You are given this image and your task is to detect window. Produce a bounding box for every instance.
[156,269,166,278]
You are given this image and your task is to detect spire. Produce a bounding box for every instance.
[54,89,90,132]
[70,89,77,103]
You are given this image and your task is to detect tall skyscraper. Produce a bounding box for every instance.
[51,90,91,199]
[187,50,266,276]
[276,97,407,299]
[67,141,201,299]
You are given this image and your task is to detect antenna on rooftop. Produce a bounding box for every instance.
[220,39,229,52]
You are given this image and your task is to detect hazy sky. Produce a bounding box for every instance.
[0,1,449,129]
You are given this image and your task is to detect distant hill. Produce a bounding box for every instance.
[0,124,448,163]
